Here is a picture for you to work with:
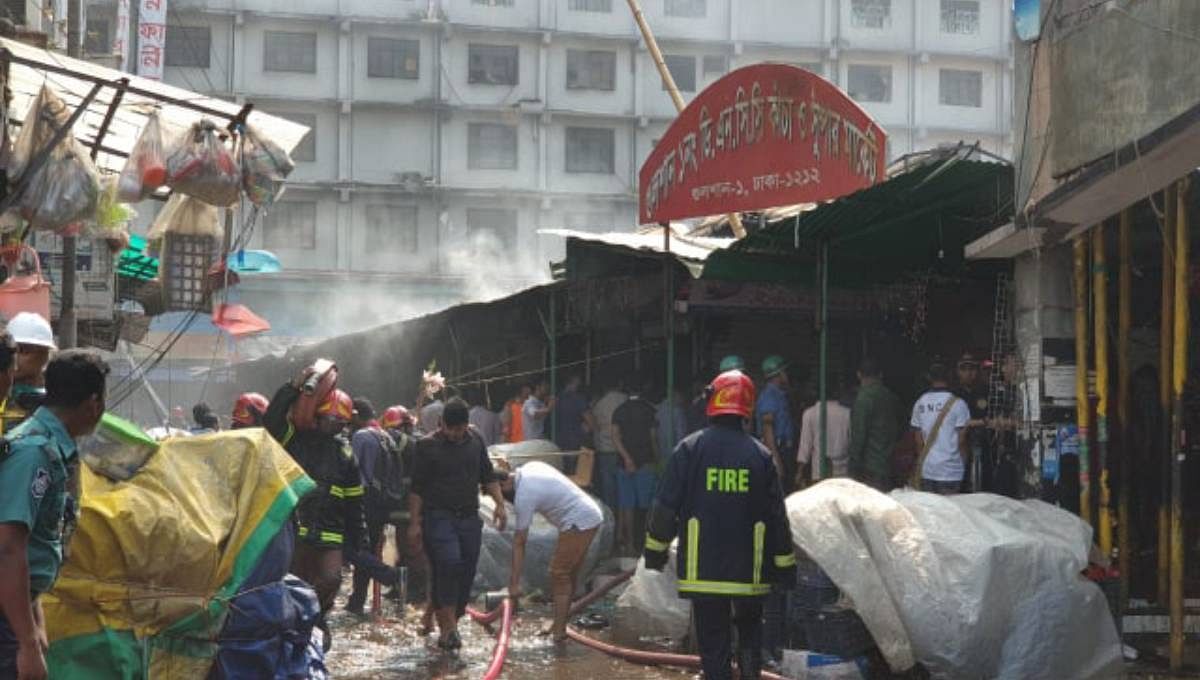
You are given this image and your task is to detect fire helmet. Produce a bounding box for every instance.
[231,392,269,428]
[316,389,353,423]
[706,370,756,419]
[380,405,414,430]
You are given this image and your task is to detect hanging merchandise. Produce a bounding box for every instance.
[164,119,241,206]
[147,193,222,241]
[117,110,167,202]
[0,245,51,322]
[10,86,102,233]
[90,177,137,239]
[241,124,295,207]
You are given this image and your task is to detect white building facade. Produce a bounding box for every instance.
[80,0,1014,338]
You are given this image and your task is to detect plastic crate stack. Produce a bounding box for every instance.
[788,556,876,658]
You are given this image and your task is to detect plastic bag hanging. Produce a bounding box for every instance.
[9,85,102,233]
[241,125,294,207]
[147,192,222,242]
[117,110,167,202]
[164,119,241,206]
[89,176,137,239]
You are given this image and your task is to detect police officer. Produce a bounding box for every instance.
[644,369,796,680]
[263,378,366,650]
[1,313,57,435]
[0,350,108,679]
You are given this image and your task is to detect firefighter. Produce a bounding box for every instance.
[263,378,366,651]
[643,369,796,680]
[230,392,270,429]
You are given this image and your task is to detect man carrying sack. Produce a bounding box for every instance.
[909,361,971,495]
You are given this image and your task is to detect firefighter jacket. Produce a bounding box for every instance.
[265,384,366,552]
[644,422,795,598]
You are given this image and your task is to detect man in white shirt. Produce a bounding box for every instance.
[589,381,628,514]
[521,379,555,441]
[910,362,972,495]
[497,461,603,641]
[795,387,852,487]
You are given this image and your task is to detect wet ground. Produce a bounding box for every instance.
[323,574,688,680]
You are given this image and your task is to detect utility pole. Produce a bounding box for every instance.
[60,0,83,348]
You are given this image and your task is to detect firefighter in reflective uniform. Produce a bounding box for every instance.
[643,369,796,680]
[230,392,269,429]
[263,380,366,650]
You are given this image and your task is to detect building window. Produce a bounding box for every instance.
[565,127,615,174]
[702,55,728,78]
[569,0,612,11]
[165,25,211,68]
[940,0,979,34]
[939,68,982,107]
[367,37,419,79]
[846,64,892,103]
[663,54,696,92]
[365,205,418,251]
[84,18,110,55]
[566,49,616,91]
[280,112,317,162]
[468,123,518,170]
[472,0,514,5]
[263,201,317,250]
[264,31,317,73]
[850,0,890,29]
[665,0,706,18]
[466,208,519,250]
[468,44,519,85]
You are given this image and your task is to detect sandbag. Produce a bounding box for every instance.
[474,493,614,596]
[785,479,1123,680]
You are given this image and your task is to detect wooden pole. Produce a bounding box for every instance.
[1158,185,1176,605]
[1169,177,1190,672]
[1117,208,1132,617]
[1073,235,1093,526]
[622,0,746,239]
[1094,223,1112,557]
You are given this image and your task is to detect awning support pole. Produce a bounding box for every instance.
[1117,208,1132,618]
[1169,177,1190,672]
[818,238,830,478]
[1072,234,1092,526]
[1094,222,1112,557]
[1158,185,1176,605]
[663,222,675,450]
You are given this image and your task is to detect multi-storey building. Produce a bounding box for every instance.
[79,0,1014,339]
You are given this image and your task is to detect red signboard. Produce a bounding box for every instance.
[639,63,886,225]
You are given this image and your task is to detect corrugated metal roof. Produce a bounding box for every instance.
[2,37,309,174]
[541,227,733,265]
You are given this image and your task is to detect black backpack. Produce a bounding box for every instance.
[368,428,409,515]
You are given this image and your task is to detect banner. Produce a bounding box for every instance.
[639,64,886,225]
[114,0,131,70]
[136,0,167,81]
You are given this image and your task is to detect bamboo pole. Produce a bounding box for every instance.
[1117,208,1132,616]
[1158,185,1176,605]
[1073,235,1093,526]
[1169,177,1190,671]
[622,0,746,239]
[1094,224,1113,557]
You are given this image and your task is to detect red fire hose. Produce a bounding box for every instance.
[564,626,787,680]
[477,597,513,680]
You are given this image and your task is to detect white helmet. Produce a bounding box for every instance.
[7,312,56,350]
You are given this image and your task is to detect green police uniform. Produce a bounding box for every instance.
[0,407,76,594]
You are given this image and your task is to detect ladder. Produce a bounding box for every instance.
[987,272,1014,423]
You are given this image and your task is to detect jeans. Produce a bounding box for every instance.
[920,478,961,495]
[615,466,657,509]
[692,597,765,680]
[346,519,397,611]
[422,510,483,617]
[594,451,620,511]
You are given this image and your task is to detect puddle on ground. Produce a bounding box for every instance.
[323,573,690,679]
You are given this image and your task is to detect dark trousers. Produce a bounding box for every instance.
[594,451,620,512]
[423,510,483,617]
[761,585,787,659]
[346,518,396,611]
[0,610,15,679]
[692,597,764,680]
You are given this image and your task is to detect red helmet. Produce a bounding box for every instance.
[231,392,269,428]
[706,370,756,419]
[316,389,353,423]
[380,405,413,430]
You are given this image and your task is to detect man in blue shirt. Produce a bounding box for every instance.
[754,355,795,481]
[0,350,108,680]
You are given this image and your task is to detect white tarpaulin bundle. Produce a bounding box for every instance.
[786,479,1123,680]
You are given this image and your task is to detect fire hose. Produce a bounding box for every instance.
[467,567,784,680]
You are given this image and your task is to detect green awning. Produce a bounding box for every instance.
[702,157,1014,286]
